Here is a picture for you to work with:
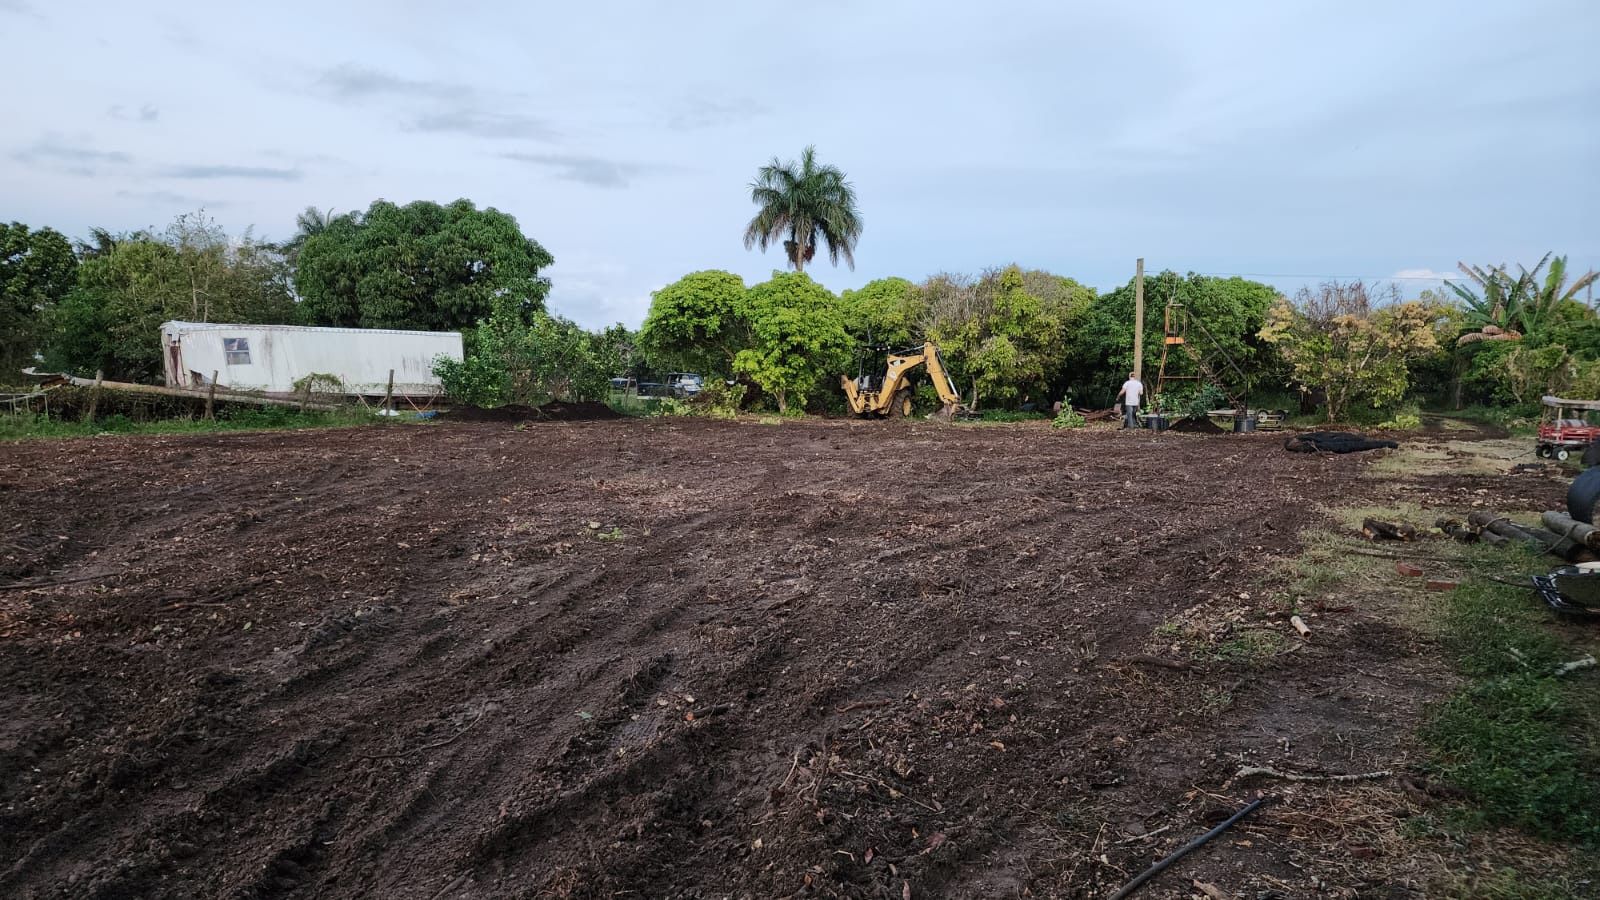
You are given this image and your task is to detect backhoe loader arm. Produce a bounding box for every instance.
[919,342,963,409]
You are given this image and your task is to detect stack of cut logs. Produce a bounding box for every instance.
[1434,510,1600,563]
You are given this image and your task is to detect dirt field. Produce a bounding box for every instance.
[0,419,1569,898]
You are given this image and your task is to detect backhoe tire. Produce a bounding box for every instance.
[888,389,912,419]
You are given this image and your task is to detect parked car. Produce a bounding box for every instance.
[665,372,704,398]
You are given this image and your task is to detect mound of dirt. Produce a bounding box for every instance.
[446,400,623,422]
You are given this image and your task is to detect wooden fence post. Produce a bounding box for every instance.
[205,370,218,420]
[384,369,395,416]
[299,379,312,412]
[85,369,104,423]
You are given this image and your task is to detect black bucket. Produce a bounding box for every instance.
[1233,415,1258,433]
[1144,414,1169,432]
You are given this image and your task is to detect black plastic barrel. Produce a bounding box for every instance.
[1233,415,1258,433]
[1144,414,1169,432]
[1568,466,1600,524]
[1584,441,1600,469]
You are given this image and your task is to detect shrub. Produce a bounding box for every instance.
[1379,412,1422,430]
[1183,383,1230,419]
[653,397,691,417]
[688,380,742,419]
[1052,400,1087,429]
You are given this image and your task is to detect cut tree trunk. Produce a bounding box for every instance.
[1362,518,1418,541]
[1435,519,1479,543]
[1469,510,1596,562]
[1541,511,1600,550]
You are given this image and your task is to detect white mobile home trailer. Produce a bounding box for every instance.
[160,321,463,396]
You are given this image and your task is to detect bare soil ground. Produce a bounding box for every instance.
[0,419,1573,898]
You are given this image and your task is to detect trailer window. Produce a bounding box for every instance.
[223,337,251,365]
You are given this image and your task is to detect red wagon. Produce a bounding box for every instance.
[1536,395,1600,461]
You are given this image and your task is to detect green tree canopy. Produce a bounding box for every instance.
[296,199,552,332]
[637,270,751,376]
[1064,271,1277,405]
[1,222,77,373]
[44,213,295,381]
[839,276,923,348]
[734,271,852,413]
[743,146,863,273]
[1259,282,1447,421]
[917,266,1084,409]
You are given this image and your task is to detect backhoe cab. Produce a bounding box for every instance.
[841,341,967,420]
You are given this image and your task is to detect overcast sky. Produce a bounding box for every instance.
[4,1,1597,327]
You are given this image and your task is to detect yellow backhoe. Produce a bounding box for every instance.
[841,341,967,419]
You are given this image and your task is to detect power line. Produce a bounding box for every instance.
[1195,271,1458,282]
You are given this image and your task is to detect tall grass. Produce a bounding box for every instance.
[0,407,383,442]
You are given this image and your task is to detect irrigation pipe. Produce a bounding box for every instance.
[1106,796,1273,900]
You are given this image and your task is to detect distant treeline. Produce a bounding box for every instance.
[3,204,1594,418]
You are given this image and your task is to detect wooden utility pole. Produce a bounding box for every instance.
[1133,258,1146,379]
[85,369,104,423]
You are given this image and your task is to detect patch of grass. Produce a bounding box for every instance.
[1153,621,1184,640]
[1421,578,1600,847]
[1439,865,1595,899]
[1199,687,1235,713]
[607,395,658,417]
[1149,616,1287,668]
[1204,629,1287,666]
[1362,444,1452,476]
[1284,528,1385,602]
[1361,436,1526,478]
[0,407,382,441]
[1281,503,1600,870]
[975,409,1047,423]
[1323,502,1440,533]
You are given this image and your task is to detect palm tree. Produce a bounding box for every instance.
[743,146,862,272]
[1447,262,1527,332]
[74,227,123,259]
[1526,253,1599,315]
[283,206,336,262]
[1448,254,1600,346]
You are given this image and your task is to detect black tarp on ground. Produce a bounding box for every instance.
[1283,431,1399,453]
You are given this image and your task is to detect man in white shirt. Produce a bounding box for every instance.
[1115,372,1143,429]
